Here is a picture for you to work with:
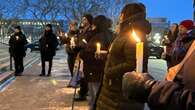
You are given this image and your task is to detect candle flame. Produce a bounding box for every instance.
[132,30,141,43]
[96,42,101,47]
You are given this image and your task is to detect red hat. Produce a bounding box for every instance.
[179,20,194,30]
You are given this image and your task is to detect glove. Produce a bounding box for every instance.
[122,71,156,102]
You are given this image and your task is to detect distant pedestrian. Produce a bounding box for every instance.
[59,21,79,79]
[9,26,28,76]
[79,15,114,110]
[172,20,195,66]
[162,23,179,68]
[74,14,94,101]
[39,24,59,77]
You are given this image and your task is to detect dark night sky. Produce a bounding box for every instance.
[139,0,193,23]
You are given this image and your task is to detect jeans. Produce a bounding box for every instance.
[88,82,100,110]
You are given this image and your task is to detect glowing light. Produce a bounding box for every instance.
[132,30,141,43]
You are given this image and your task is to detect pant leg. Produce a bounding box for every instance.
[41,56,46,74]
[48,59,53,75]
[13,57,20,73]
[88,82,100,110]
[79,77,88,97]
[18,57,24,73]
[67,53,77,77]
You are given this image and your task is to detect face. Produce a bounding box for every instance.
[45,26,51,31]
[119,13,124,24]
[92,24,96,30]
[15,29,20,33]
[69,23,77,31]
[81,17,90,27]
[179,25,188,35]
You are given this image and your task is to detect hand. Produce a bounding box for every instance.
[95,50,108,60]
[122,71,155,102]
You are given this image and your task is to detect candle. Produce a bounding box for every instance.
[96,42,101,54]
[132,30,143,73]
[16,36,19,40]
[70,37,75,48]
[65,33,68,37]
[82,39,87,44]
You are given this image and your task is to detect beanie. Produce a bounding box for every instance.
[14,26,21,30]
[180,20,194,30]
[46,24,52,29]
[83,14,93,25]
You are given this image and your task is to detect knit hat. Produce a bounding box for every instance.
[46,24,52,29]
[14,26,21,30]
[179,20,194,30]
[83,14,93,25]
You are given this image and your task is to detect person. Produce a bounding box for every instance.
[162,23,179,68]
[171,20,195,66]
[122,71,195,110]
[95,3,151,110]
[9,26,28,76]
[59,21,79,85]
[74,14,94,101]
[39,24,59,77]
[79,15,114,110]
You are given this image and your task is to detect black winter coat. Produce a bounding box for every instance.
[148,81,195,110]
[9,32,28,58]
[96,19,151,110]
[39,31,58,61]
[80,30,114,82]
[60,30,79,54]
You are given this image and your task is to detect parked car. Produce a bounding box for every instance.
[148,41,164,59]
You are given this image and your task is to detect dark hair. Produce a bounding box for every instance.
[69,20,78,26]
[93,15,111,32]
[83,14,93,25]
[119,3,146,34]
[168,23,179,42]
[14,26,21,31]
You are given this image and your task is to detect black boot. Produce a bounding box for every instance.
[39,70,45,76]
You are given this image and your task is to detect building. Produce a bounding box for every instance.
[147,17,170,45]
[0,19,64,44]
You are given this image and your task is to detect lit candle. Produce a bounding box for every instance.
[16,36,19,40]
[132,30,143,73]
[96,42,101,54]
[70,37,75,48]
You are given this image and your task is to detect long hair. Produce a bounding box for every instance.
[168,23,179,42]
[93,15,111,32]
[119,3,146,35]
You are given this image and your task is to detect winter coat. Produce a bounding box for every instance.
[96,19,151,110]
[39,31,58,61]
[172,29,195,66]
[9,32,28,58]
[60,30,79,55]
[148,81,195,110]
[80,30,114,82]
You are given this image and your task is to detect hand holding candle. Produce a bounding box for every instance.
[70,37,75,48]
[132,30,143,73]
[16,36,19,40]
[96,42,101,54]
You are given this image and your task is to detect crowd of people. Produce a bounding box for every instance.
[8,2,195,110]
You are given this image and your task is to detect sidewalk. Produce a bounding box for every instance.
[0,49,88,110]
[0,49,167,110]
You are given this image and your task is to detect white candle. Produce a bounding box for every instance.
[96,42,101,54]
[70,37,75,47]
[132,30,143,73]
[16,36,19,40]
